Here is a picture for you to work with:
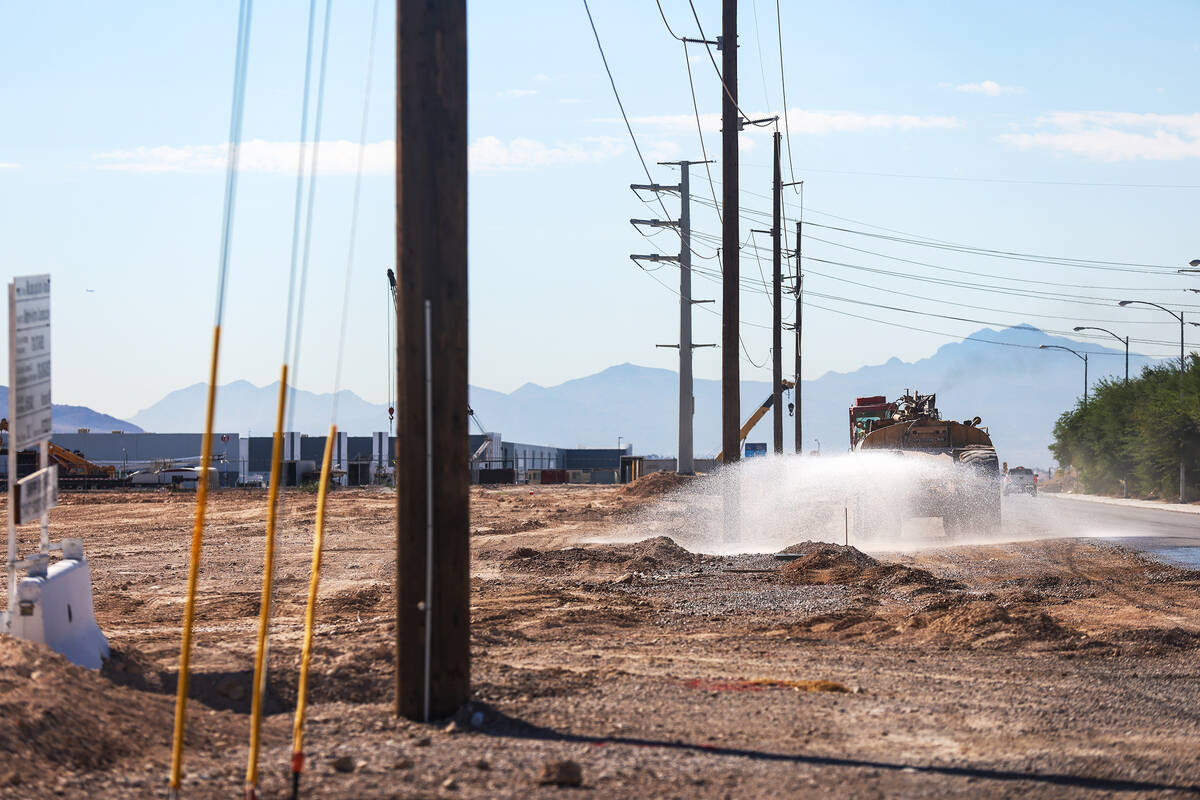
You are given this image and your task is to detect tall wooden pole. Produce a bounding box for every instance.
[394,0,469,721]
[720,0,739,466]
[771,131,782,454]
[794,220,803,455]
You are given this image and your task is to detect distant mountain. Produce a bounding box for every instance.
[467,324,1136,469]
[0,386,142,434]
[127,324,1139,467]
[130,380,387,436]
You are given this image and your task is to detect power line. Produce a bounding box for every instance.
[687,189,1186,274]
[655,0,684,40]
[802,267,1181,328]
[804,289,1183,348]
[774,0,797,188]
[582,0,672,224]
[682,42,722,224]
[778,165,1200,190]
[686,227,1190,303]
[803,221,1184,273]
[804,300,1169,357]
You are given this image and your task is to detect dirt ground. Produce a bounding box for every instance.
[1,477,1199,798]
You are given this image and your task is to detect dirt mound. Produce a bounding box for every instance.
[502,536,701,575]
[902,600,1075,649]
[776,542,960,597]
[0,636,228,775]
[324,582,391,613]
[622,470,695,498]
[776,543,880,585]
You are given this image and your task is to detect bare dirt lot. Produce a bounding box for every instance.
[2,478,1199,798]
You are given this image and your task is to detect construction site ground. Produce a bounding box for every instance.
[1,478,1199,798]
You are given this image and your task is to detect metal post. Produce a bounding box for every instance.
[771,131,783,455]
[1181,312,1186,504]
[720,0,739,466]
[794,220,802,455]
[679,165,694,475]
[1083,354,1088,408]
[1124,336,1129,382]
[394,0,469,721]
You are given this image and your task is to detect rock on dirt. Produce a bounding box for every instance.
[537,759,583,786]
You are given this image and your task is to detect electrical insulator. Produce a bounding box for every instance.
[787,402,795,417]
[388,406,395,422]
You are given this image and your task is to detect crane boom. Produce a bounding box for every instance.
[715,380,795,461]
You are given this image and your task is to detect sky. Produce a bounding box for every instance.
[2,0,1199,421]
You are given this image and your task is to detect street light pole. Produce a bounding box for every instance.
[1040,344,1089,408]
[1073,326,1128,382]
[1119,300,1186,503]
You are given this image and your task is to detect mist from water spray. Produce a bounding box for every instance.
[617,452,1017,555]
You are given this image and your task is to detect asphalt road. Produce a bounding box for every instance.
[1004,493,1200,567]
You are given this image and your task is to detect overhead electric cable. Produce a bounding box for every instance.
[247,2,330,797]
[290,3,380,798]
[778,165,1200,189]
[804,300,1174,358]
[169,0,253,795]
[583,0,673,224]
[774,0,797,188]
[682,41,721,224]
[655,0,684,40]
[805,289,1182,347]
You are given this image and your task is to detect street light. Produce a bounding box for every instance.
[1073,325,1128,382]
[1118,299,1187,503]
[1040,344,1089,407]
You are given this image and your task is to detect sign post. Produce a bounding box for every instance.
[7,274,52,626]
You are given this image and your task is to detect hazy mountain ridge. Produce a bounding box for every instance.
[0,386,143,434]
[123,324,1137,466]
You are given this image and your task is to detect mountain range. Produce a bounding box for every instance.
[0,386,144,434]
[118,324,1135,467]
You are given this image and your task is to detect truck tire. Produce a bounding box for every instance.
[957,447,1001,533]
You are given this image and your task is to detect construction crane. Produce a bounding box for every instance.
[0,418,115,478]
[715,380,796,461]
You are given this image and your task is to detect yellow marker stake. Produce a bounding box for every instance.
[289,424,336,798]
[245,364,289,799]
[169,325,221,795]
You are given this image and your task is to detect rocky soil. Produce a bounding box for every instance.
[0,476,1198,798]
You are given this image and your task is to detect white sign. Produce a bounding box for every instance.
[8,275,52,450]
[16,465,58,526]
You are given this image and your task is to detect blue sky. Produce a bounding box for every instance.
[2,0,1199,420]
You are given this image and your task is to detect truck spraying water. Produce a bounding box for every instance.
[849,390,1002,537]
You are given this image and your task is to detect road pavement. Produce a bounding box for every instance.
[1005,492,1200,568]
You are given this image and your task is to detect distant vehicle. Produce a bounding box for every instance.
[1004,466,1037,496]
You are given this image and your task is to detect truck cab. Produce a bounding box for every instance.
[848,395,898,449]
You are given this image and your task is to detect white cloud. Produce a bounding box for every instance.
[954,80,1024,96]
[532,73,550,82]
[629,108,963,136]
[468,135,624,171]
[93,135,625,174]
[0,162,18,170]
[998,111,1200,161]
[498,88,537,99]
[93,140,396,174]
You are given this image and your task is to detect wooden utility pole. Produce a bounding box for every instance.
[771,131,783,454]
[794,219,803,455]
[720,0,739,466]
[394,0,469,722]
